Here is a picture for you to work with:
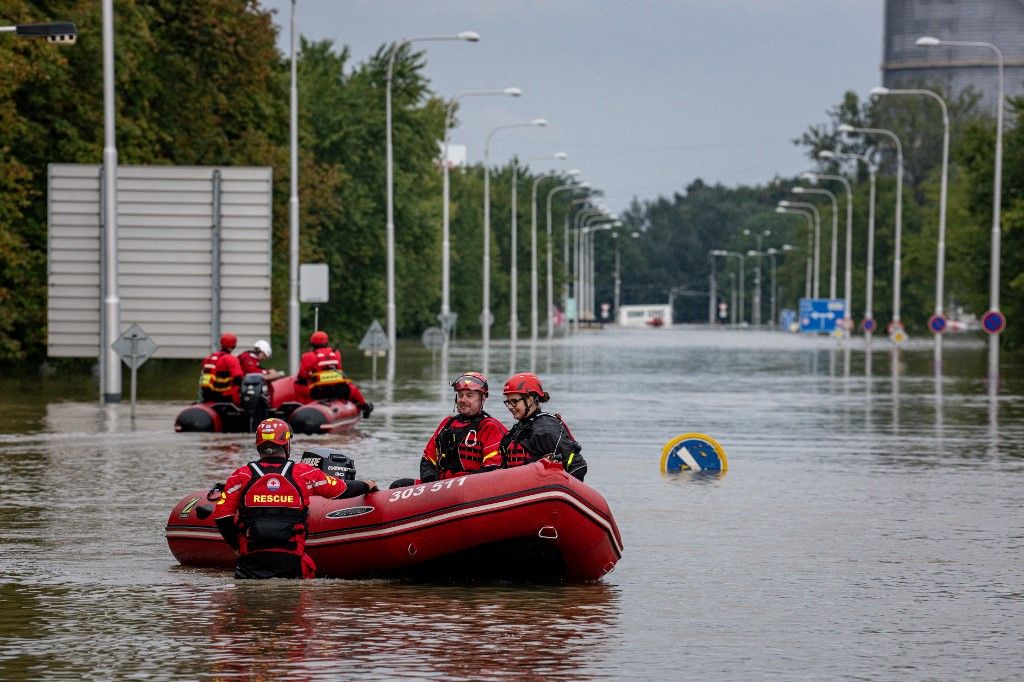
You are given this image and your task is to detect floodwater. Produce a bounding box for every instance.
[1,327,1023,680]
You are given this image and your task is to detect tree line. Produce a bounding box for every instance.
[1,1,1020,364]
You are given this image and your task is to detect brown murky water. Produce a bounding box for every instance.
[2,328,1023,679]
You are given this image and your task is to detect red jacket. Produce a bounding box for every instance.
[213,458,349,558]
[238,349,265,375]
[296,347,366,404]
[211,352,243,404]
[421,412,507,482]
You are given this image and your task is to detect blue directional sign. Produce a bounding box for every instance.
[798,298,846,334]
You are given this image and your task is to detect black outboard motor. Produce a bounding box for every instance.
[240,373,269,429]
[300,447,357,481]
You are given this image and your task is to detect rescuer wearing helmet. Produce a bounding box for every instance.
[238,339,283,380]
[296,331,373,418]
[200,333,243,404]
[418,372,508,483]
[213,417,379,579]
[498,372,587,481]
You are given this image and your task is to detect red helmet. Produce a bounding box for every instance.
[503,372,550,402]
[255,418,292,457]
[219,332,237,350]
[451,372,488,396]
[310,331,329,346]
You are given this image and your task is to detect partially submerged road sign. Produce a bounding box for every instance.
[111,324,158,370]
[421,327,446,350]
[359,319,390,357]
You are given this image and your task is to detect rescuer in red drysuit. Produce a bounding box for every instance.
[420,372,508,482]
[499,372,588,481]
[296,331,372,418]
[200,333,240,403]
[213,417,379,579]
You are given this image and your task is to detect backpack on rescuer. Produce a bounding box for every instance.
[240,461,307,550]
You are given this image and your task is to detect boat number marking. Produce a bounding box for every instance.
[387,477,467,502]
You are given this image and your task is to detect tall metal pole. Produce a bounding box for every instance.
[287,0,300,374]
[809,171,854,331]
[510,162,518,342]
[615,235,623,318]
[101,0,121,402]
[545,184,578,338]
[865,166,877,337]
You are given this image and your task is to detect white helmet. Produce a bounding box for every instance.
[254,339,272,358]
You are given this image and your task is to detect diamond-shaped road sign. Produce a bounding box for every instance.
[111,324,158,370]
[359,319,390,357]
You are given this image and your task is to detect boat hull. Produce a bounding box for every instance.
[166,460,623,582]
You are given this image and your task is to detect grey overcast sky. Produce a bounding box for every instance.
[258,0,884,214]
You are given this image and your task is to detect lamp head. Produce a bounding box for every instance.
[746,250,758,257]
[631,232,641,238]
[837,123,856,134]
[579,182,591,189]
[800,172,817,182]
[504,87,523,97]
[778,200,792,208]
[711,249,728,256]
[817,150,835,160]
[782,244,795,251]
[915,36,941,47]
[553,152,568,160]
[774,207,787,214]
[792,186,806,194]
[531,118,548,127]
[567,168,582,177]
[458,31,481,42]
[870,86,891,97]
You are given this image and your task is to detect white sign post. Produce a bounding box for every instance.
[110,323,158,419]
[300,263,330,331]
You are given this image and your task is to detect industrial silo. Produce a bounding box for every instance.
[883,0,1024,112]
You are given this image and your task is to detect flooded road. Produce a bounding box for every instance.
[2,327,1023,679]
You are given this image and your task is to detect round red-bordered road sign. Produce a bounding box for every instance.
[862,317,877,333]
[981,310,1006,335]
[928,314,947,334]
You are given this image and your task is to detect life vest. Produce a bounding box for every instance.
[199,350,229,391]
[433,412,491,477]
[499,412,581,469]
[239,461,307,551]
[308,348,347,390]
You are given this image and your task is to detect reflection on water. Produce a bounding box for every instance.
[1,328,1023,678]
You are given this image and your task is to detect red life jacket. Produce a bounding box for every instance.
[432,412,491,477]
[239,461,307,552]
[199,350,229,391]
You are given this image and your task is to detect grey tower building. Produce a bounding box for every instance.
[883,0,1024,113]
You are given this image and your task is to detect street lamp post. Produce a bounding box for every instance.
[571,205,603,329]
[836,125,904,338]
[742,229,770,326]
[440,87,520,342]
[766,246,793,327]
[872,86,949,354]
[287,0,300,374]
[482,119,547,355]
[917,36,1005,376]
[386,31,479,380]
[523,154,568,344]
[711,250,745,325]
[778,201,821,298]
[544,175,583,338]
[804,170,854,332]
[819,150,878,337]
[792,186,838,299]
[776,207,815,300]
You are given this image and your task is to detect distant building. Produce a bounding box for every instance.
[616,304,672,327]
[883,0,1024,113]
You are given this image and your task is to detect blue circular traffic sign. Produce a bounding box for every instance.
[981,310,1006,335]
[862,317,877,333]
[928,314,947,334]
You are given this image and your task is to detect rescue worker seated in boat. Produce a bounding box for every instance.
[499,372,588,481]
[420,372,508,483]
[296,331,373,418]
[238,339,283,381]
[213,417,379,579]
[200,332,243,405]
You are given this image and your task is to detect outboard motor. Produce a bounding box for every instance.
[300,447,357,481]
[240,373,269,428]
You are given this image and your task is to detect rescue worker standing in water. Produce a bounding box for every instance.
[214,418,379,579]
[498,372,588,481]
[420,372,508,482]
[200,333,243,404]
[296,331,372,418]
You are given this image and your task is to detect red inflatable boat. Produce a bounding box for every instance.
[174,374,361,435]
[165,459,623,582]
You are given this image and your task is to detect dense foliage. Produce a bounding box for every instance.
[0,1,1019,363]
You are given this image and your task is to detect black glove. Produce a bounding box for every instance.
[389,478,417,489]
[360,402,374,418]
